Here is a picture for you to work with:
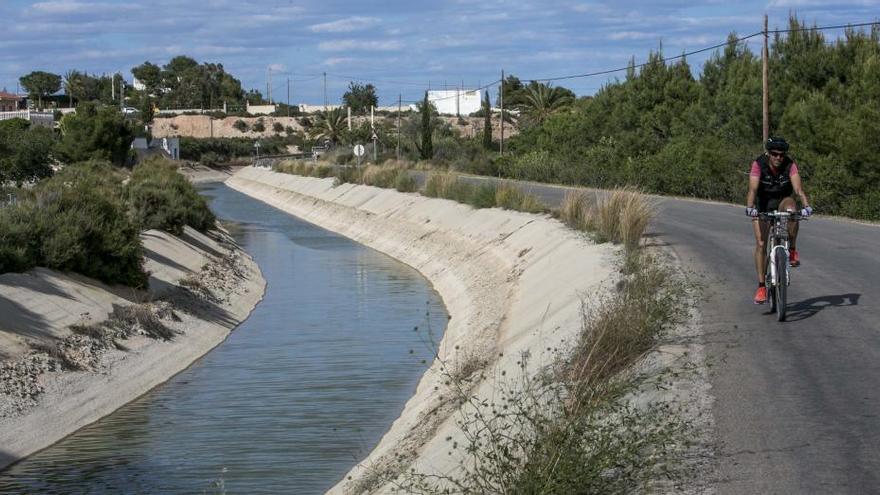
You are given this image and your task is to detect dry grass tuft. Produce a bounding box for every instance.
[423,172,461,199]
[560,188,653,253]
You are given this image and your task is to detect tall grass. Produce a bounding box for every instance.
[423,173,546,214]
[560,188,653,253]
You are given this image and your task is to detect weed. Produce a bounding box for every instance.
[380,255,692,494]
[105,304,179,341]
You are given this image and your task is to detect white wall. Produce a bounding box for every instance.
[428,89,482,116]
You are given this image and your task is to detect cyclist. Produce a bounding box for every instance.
[746,137,813,304]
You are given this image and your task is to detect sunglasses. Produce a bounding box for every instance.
[768,151,786,158]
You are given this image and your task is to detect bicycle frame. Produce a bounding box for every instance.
[760,210,805,321]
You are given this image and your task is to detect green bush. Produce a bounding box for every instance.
[57,102,134,166]
[179,137,285,162]
[0,118,56,185]
[0,161,147,287]
[233,119,249,132]
[127,157,216,235]
[252,119,266,132]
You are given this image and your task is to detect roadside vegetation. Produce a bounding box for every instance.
[289,163,694,492]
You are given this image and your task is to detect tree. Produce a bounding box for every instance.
[0,119,56,185]
[342,82,378,114]
[498,74,525,107]
[19,71,62,109]
[57,102,134,166]
[131,61,162,95]
[482,90,493,149]
[515,82,575,127]
[311,107,347,145]
[419,92,434,159]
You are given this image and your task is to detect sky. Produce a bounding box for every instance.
[1,0,877,105]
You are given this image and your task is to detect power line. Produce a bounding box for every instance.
[525,31,764,83]
[523,20,880,84]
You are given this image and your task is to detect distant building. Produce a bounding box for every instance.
[131,136,180,161]
[426,89,482,116]
[0,91,21,112]
[132,76,146,92]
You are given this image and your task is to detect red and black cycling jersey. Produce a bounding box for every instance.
[749,155,799,212]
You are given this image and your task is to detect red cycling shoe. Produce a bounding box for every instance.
[790,249,800,267]
[753,286,768,305]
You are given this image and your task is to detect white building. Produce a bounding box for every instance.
[132,76,146,91]
[426,89,482,116]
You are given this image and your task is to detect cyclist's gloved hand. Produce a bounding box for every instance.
[746,206,758,217]
[801,205,813,217]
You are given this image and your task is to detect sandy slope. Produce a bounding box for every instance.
[226,167,620,493]
[0,227,265,470]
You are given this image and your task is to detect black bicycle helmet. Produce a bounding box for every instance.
[765,136,790,152]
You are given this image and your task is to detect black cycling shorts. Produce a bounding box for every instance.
[758,196,788,213]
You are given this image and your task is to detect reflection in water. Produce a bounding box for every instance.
[0,183,447,494]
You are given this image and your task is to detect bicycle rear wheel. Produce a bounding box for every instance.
[775,250,787,321]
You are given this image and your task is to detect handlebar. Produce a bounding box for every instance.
[759,211,806,221]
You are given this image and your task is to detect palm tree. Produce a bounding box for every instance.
[516,82,574,127]
[311,107,347,145]
[64,70,84,108]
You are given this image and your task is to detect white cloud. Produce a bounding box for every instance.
[318,39,402,52]
[322,57,356,66]
[768,0,877,5]
[609,31,657,41]
[309,16,380,33]
[31,1,140,15]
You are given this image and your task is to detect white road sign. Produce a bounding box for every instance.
[353,144,365,157]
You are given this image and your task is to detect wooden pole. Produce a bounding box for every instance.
[500,69,504,155]
[397,94,401,161]
[762,14,770,143]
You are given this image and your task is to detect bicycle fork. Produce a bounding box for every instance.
[768,244,790,287]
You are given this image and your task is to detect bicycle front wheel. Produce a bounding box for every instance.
[775,250,787,321]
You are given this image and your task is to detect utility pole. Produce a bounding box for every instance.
[287,77,290,117]
[397,94,401,161]
[762,14,770,143]
[323,72,328,111]
[500,69,504,155]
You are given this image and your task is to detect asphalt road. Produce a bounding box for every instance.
[438,173,880,493]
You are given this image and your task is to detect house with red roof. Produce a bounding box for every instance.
[0,91,22,112]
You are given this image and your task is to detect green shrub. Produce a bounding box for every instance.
[394,171,418,192]
[127,157,216,235]
[0,118,56,185]
[57,102,134,166]
[467,183,498,208]
[179,137,285,162]
[232,119,248,132]
[272,122,284,133]
[252,119,266,132]
[0,161,147,287]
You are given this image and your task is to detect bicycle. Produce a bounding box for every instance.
[759,211,805,321]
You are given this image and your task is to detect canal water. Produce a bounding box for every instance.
[0,183,447,494]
